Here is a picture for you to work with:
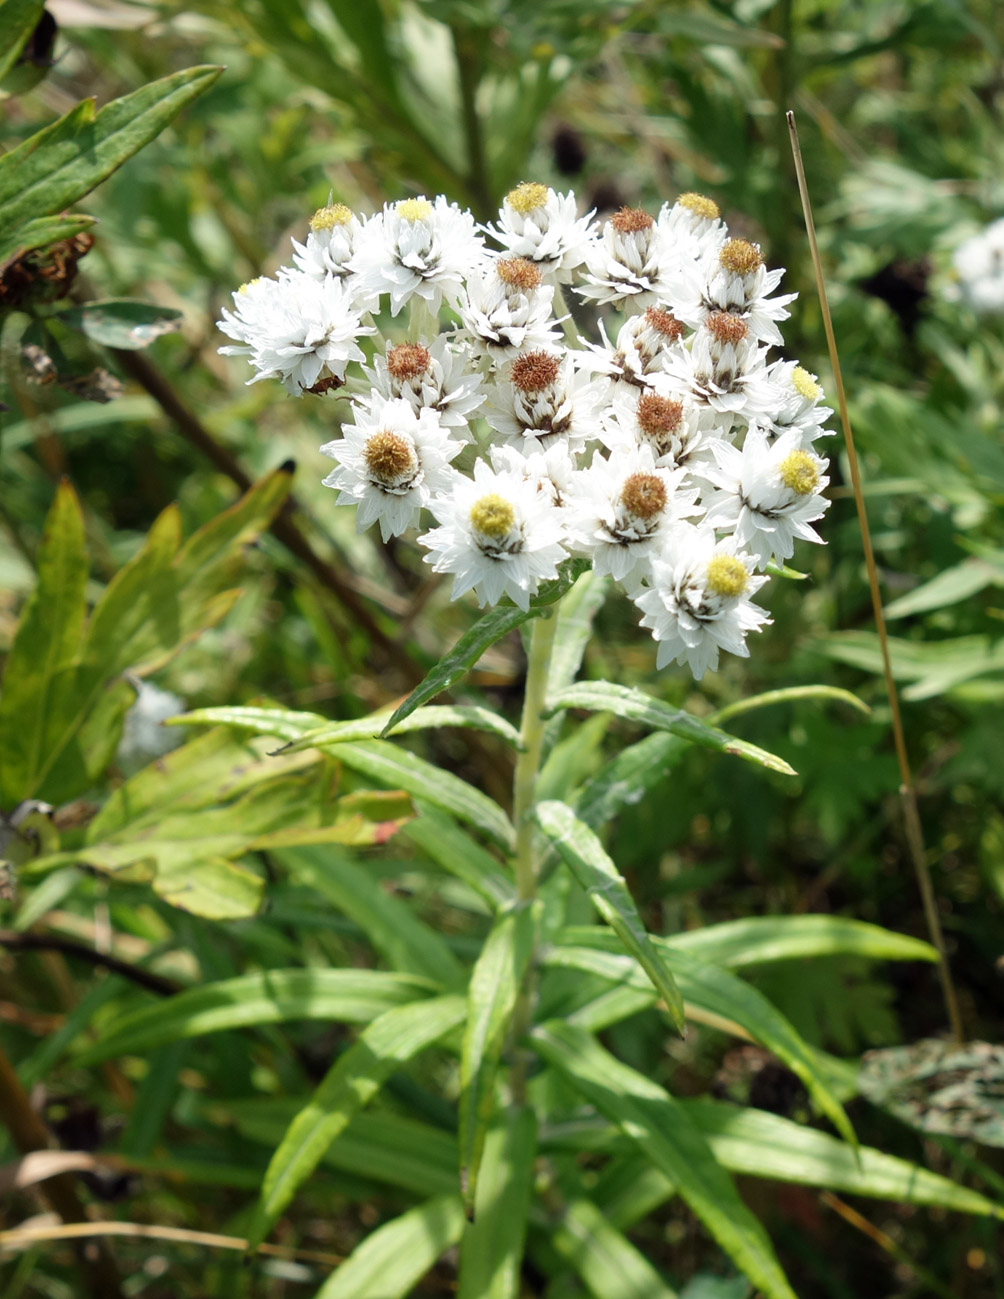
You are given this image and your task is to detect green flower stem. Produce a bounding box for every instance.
[551,285,582,349]
[512,609,559,901]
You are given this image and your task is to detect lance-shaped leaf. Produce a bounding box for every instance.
[379,560,588,736]
[278,704,521,753]
[457,1108,537,1299]
[0,65,223,230]
[545,682,795,775]
[708,684,869,727]
[172,704,326,746]
[77,969,435,1064]
[547,1194,679,1299]
[0,213,96,269]
[248,994,466,1249]
[315,1195,466,1299]
[459,903,535,1213]
[544,942,856,1149]
[531,1021,797,1299]
[0,0,45,81]
[57,298,183,350]
[404,804,514,910]
[534,801,685,1033]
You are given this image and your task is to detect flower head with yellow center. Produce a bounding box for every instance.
[488,182,597,283]
[292,202,365,286]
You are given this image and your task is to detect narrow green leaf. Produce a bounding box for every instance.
[457,1108,537,1299]
[459,903,535,1212]
[0,213,95,268]
[0,66,223,229]
[249,995,466,1249]
[404,804,515,910]
[57,298,183,350]
[0,482,88,807]
[708,685,870,727]
[171,703,326,746]
[534,801,685,1033]
[0,0,45,81]
[544,942,857,1149]
[531,1022,797,1299]
[280,846,464,987]
[315,1195,466,1299]
[333,740,515,852]
[152,854,264,920]
[280,704,521,753]
[76,970,436,1064]
[546,682,796,775]
[550,1194,678,1299]
[885,557,1004,619]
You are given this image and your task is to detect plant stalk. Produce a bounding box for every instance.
[512,611,559,901]
[787,110,965,1045]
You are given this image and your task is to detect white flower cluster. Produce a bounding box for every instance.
[219,185,834,679]
[950,217,1004,315]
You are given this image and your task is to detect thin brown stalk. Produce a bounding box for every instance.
[0,929,179,997]
[820,1192,957,1299]
[786,110,964,1044]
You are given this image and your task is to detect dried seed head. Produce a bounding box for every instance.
[386,343,432,381]
[620,472,667,520]
[643,307,685,341]
[706,311,749,347]
[791,366,822,401]
[507,182,550,216]
[470,494,516,538]
[364,431,417,482]
[778,450,821,496]
[677,192,720,221]
[496,257,542,291]
[706,554,749,598]
[396,198,432,222]
[310,203,353,231]
[510,349,561,393]
[637,393,684,437]
[719,238,763,276]
[610,207,654,235]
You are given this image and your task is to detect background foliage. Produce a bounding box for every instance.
[1,1,1003,1296]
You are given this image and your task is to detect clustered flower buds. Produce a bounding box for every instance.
[219,185,834,678]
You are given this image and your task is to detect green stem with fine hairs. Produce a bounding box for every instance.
[512,610,559,900]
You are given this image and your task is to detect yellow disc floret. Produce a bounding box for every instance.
[364,431,416,482]
[507,182,550,216]
[496,257,542,291]
[470,494,515,539]
[396,198,432,222]
[677,192,720,221]
[237,278,262,295]
[706,554,749,599]
[719,238,763,276]
[778,450,821,496]
[791,366,823,401]
[310,203,353,231]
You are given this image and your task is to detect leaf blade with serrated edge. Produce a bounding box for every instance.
[546,681,796,775]
[531,1021,797,1299]
[248,995,466,1250]
[534,800,685,1033]
[459,904,535,1213]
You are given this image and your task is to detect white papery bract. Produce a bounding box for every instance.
[320,398,462,542]
[349,196,486,317]
[633,526,770,678]
[419,460,567,609]
[565,445,699,588]
[458,257,561,360]
[702,427,831,569]
[951,216,1004,315]
[364,335,485,436]
[485,348,606,457]
[488,182,597,283]
[218,270,372,394]
[220,185,833,679]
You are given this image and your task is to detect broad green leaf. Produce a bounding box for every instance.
[534,801,685,1032]
[544,942,856,1149]
[531,1022,797,1299]
[379,560,588,736]
[885,556,1004,619]
[404,804,515,909]
[457,1108,537,1299]
[76,970,436,1064]
[315,1194,466,1299]
[332,740,515,852]
[279,704,521,753]
[0,213,95,268]
[0,65,223,230]
[459,903,535,1212]
[151,854,263,919]
[280,846,464,986]
[708,685,870,727]
[57,298,183,350]
[249,995,466,1249]
[0,482,88,808]
[550,1194,678,1299]
[0,0,45,82]
[812,630,1004,701]
[545,682,796,775]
